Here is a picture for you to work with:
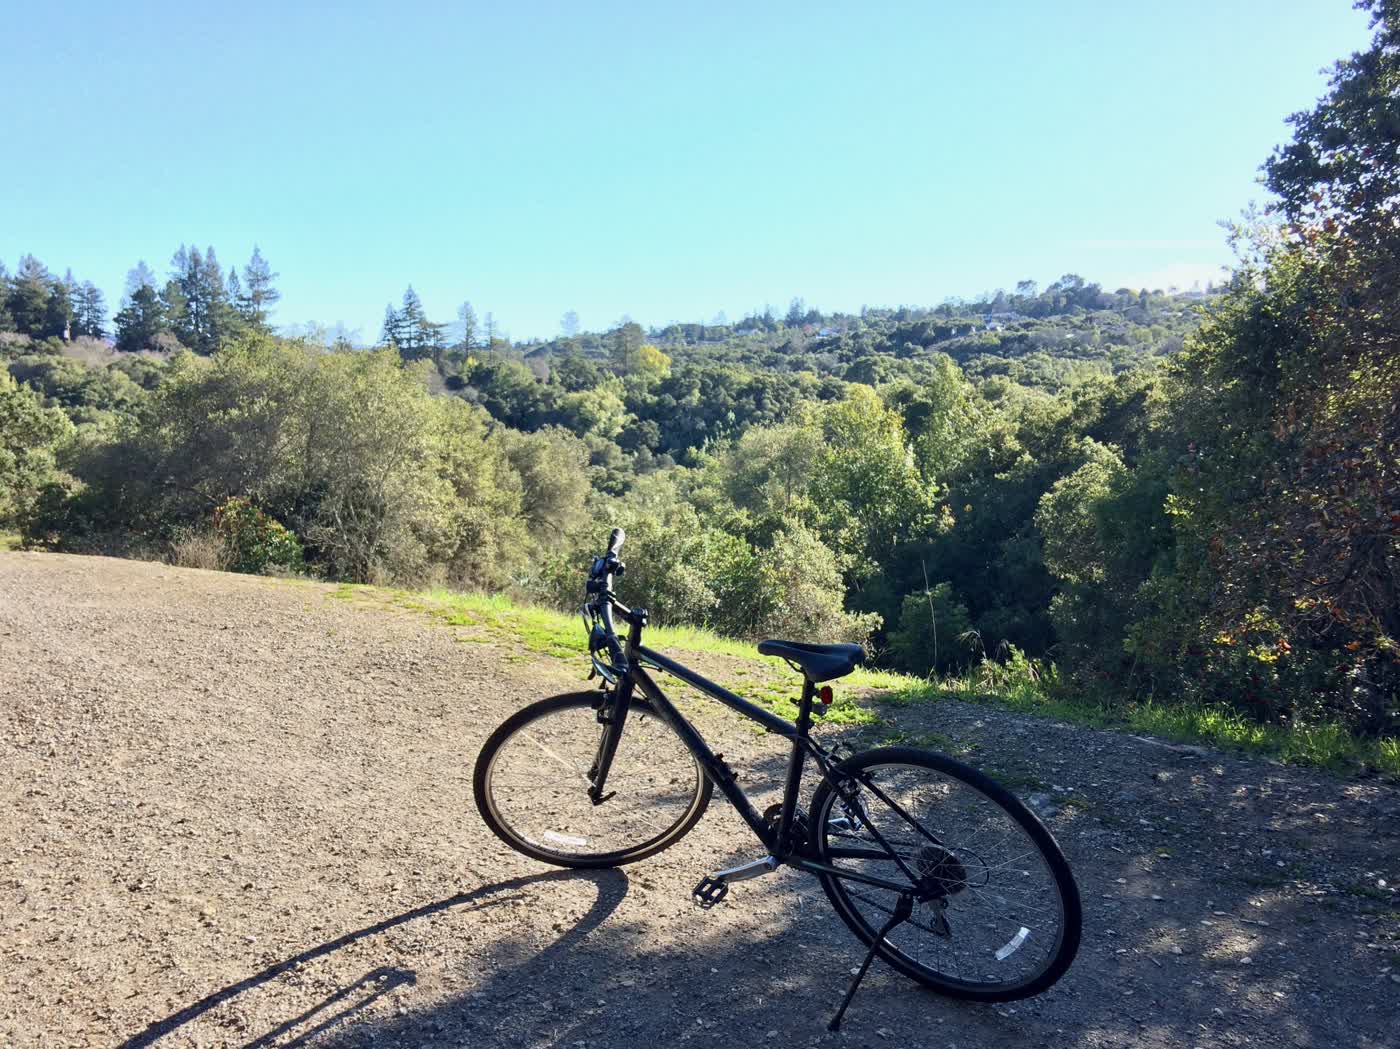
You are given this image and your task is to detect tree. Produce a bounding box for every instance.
[390,286,446,361]
[0,261,12,332]
[225,268,243,317]
[43,268,77,339]
[124,261,158,302]
[380,303,402,348]
[6,255,52,335]
[457,301,479,351]
[72,282,108,339]
[608,320,644,371]
[239,246,280,332]
[785,297,806,326]
[560,309,581,338]
[114,284,170,352]
[1265,0,1399,235]
[0,374,74,529]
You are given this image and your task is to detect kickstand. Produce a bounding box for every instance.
[828,893,914,1032]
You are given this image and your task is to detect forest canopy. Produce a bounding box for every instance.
[3,1,1396,741]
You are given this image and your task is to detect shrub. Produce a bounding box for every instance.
[168,527,231,572]
[212,497,303,575]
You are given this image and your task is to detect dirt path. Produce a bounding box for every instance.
[2,553,1398,1049]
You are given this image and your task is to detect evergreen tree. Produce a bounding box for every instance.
[73,282,108,338]
[608,320,644,371]
[7,255,52,335]
[202,246,242,348]
[42,268,77,339]
[240,246,280,332]
[457,300,479,351]
[168,243,239,353]
[380,303,403,347]
[114,284,168,352]
[391,286,446,361]
[226,267,243,314]
[124,261,158,303]
[0,261,12,332]
[160,280,189,347]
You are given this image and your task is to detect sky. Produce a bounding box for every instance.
[0,0,1376,343]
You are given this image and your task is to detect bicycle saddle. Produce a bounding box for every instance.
[757,640,864,682]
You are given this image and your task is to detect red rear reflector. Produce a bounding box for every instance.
[819,685,834,705]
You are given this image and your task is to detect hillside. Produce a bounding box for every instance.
[3,552,1398,1047]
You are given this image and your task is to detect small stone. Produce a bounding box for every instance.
[1170,946,1184,956]
[1152,894,1165,901]
[1241,956,1253,965]
[1391,974,1400,985]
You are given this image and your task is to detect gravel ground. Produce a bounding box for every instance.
[2,552,1398,1049]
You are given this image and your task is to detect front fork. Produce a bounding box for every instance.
[587,677,633,804]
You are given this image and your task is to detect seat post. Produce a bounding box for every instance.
[776,677,816,855]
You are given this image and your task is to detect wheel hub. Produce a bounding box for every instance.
[915,844,968,898]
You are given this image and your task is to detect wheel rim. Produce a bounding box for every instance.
[818,760,1070,993]
[484,699,706,863]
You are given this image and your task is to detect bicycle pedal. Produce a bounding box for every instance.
[691,875,729,909]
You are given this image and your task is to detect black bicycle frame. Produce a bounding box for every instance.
[589,620,918,897]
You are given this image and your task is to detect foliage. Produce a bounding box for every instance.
[0,373,73,529]
[212,496,304,574]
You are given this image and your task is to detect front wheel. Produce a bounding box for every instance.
[474,691,713,868]
[810,746,1081,1001]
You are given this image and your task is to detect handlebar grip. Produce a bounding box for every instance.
[607,527,625,557]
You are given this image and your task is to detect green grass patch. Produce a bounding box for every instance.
[0,531,22,551]
[339,581,1398,781]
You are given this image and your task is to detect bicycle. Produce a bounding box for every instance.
[473,528,1081,1028]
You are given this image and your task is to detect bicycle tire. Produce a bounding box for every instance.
[810,746,1081,1001]
[474,691,713,868]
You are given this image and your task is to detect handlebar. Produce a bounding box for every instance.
[585,526,636,678]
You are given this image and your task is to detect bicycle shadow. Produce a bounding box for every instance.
[117,868,628,1049]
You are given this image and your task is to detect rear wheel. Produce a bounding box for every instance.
[474,691,712,868]
[810,746,1080,1001]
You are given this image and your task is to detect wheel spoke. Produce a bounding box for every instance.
[818,755,1078,994]
[481,696,707,863]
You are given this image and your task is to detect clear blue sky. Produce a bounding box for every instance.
[0,0,1374,342]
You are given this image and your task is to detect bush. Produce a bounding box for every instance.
[887,582,976,675]
[0,373,73,530]
[212,497,303,574]
[168,527,231,572]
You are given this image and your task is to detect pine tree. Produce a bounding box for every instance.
[42,268,77,339]
[380,303,403,347]
[457,301,479,352]
[73,282,108,338]
[167,244,241,353]
[114,284,168,352]
[160,280,189,348]
[392,286,444,361]
[201,246,242,349]
[240,246,280,332]
[226,267,243,314]
[0,261,12,333]
[7,256,52,336]
[169,245,201,349]
[124,261,158,303]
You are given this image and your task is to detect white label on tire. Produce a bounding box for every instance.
[995,927,1031,961]
[543,830,589,847]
